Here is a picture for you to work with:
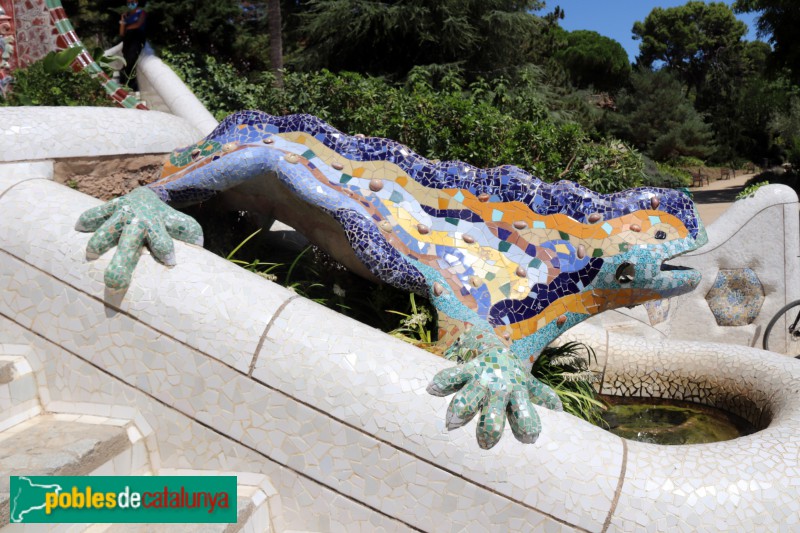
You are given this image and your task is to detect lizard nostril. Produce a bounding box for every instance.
[615,262,635,284]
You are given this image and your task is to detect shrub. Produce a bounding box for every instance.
[1,49,113,107]
[162,50,645,193]
[641,158,692,188]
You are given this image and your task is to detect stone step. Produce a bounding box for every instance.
[0,415,147,526]
[0,348,41,433]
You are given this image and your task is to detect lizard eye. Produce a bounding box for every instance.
[655,230,667,240]
[615,262,635,284]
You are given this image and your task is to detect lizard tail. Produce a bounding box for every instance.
[45,0,147,110]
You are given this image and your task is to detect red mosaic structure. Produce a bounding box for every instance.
[2,0,57,70]
[0,0,146,109]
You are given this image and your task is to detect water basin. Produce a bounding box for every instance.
[600,395,757,445]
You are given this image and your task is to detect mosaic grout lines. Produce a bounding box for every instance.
[0,246,596,531]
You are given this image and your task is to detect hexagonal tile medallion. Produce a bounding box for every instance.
[705,268,765,326]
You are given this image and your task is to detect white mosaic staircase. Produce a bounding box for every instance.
[0,340,282,532]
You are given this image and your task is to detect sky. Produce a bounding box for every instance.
[551,0,763,62]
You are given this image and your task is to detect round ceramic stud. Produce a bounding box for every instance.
[651,196,660,209]
[462,235,475,244]
[355,133,366,139]
[513,221,528,230]
[469,276,483,288]
[417,224,430,235]
[285,153,300,164]
[191,148,201,159]
[369,179,384,192]
[433,282,444,296]
[503,332,512,341]
[478,193,491,202]
[222,142,237,152]
[379,220,393,233]
[262,137,274,144]
[332,162,344,170]
[577,244,586,259]
[557,315,567,327]
[516,266,527,278]
[588,213,602,223]
[630,224,641,232]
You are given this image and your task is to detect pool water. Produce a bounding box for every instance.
[600,395,757,445]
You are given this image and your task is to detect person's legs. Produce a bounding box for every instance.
[121,34,144,91]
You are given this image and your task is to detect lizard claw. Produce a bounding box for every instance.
[76,187,203,289]
[429,346,545,449]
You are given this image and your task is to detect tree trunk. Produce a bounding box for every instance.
[268,0,283,87]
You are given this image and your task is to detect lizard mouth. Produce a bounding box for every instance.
[658,260,701,294]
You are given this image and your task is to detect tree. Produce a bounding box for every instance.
[632,2,747,95]
[734,0,800,82]
[602,68,715,161]
[695,40,783,162]
[268,0,283,86]
[293,0,545,78]
[556,30,631,93]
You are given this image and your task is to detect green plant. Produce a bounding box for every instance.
[532,341,607,425]
[736,180,769,199]
[225,229,282,282]
[387,294,435,346]
[641,157,692,188]
[1,48,113,107]
[66,179,79,189]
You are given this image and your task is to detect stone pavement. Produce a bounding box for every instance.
[688,171,756,225]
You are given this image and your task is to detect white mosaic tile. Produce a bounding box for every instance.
[0,179,296,373]
[0,107,202,162]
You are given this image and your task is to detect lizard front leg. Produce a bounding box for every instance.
[75,187,203,289]
[429,322,562,449]
[420,268,563,449]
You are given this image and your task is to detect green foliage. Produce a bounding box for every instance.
[670,155,707,168]
[1,49,113,107]
[556,30,631,93]
[736,180,769,199]
[61,0,121,49]
[293,0,545,77]
[532,341,607,425]
[641,158,693,188]
[734,0,800,82]
[769,96,800,167]
[602,69,715,162]
[164,51,644,193]
[632,1,748,94]
[388,294,435,347]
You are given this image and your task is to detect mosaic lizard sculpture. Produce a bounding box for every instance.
[76,111,707,449]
